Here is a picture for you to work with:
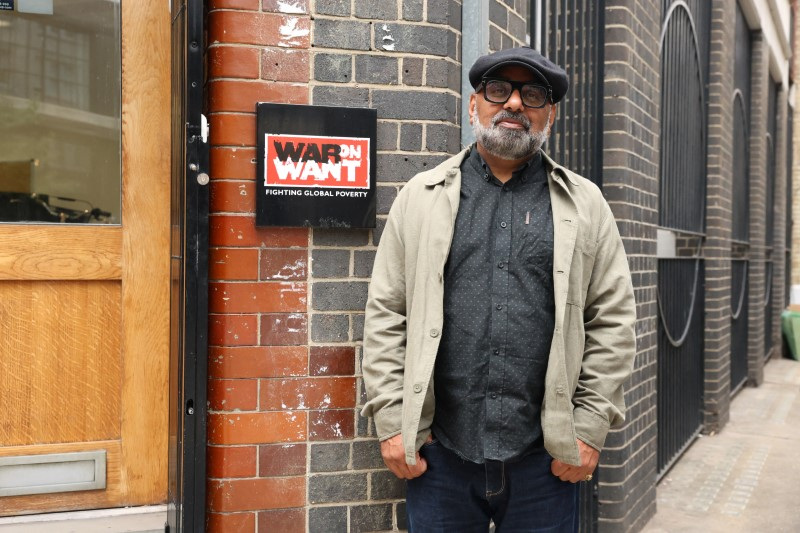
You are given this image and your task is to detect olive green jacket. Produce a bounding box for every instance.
[361,148,636,466]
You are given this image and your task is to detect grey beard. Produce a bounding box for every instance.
[471,107,551,160]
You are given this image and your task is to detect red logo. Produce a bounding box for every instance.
[264,134,370,189]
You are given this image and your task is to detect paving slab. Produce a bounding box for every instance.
[643,358,800,533]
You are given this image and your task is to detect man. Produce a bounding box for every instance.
[362,47,636,532]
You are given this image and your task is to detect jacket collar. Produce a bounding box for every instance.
[423,147,580,187]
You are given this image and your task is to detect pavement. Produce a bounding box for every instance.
[643,357,800,533]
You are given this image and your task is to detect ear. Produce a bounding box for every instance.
[469,93,477,125]
[548,103,557,127]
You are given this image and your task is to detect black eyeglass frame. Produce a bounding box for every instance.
[479,77,553,108]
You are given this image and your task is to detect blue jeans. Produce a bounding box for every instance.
[406,440,579,532]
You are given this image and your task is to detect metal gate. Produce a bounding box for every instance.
[764,81,778,357]
[731,3,751,391]
[656,0,710,477]
[532,1,604,529]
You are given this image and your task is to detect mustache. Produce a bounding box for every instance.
[491,111,531,129]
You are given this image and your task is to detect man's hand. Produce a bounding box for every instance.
[380,434,428,479]
[550,439,599,483]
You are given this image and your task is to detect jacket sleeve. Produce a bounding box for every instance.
[573,202,636,451]
[360,199,408,441]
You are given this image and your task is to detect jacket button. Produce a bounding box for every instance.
[413,384,422,393]
[430,329,439,337]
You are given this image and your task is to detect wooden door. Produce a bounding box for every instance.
[0,0,170,514]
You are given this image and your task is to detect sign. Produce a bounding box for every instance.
[0,1,14,10]
[257,103,376,228]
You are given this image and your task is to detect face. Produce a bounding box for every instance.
[469,65,557,160]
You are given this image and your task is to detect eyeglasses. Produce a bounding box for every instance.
[480,78,551,108]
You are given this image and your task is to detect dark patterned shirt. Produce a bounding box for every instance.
[431,146,555,463]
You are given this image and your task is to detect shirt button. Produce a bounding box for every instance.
[494,349,500,355]
[500,221,507,228]
[414,384,422,393]
[498,262,505,269]
[490,392,497,399]
[495,304,502,310]
[430,329,439,337]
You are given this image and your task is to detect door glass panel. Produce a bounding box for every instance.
[0,0,121,224]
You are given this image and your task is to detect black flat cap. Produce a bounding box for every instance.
[468,46,569,103]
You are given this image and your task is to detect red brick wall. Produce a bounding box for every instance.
[206,1,313,531]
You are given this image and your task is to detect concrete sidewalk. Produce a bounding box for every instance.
[643,357,800,533]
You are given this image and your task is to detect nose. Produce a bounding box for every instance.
[503,88,525,112]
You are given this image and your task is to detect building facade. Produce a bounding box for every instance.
[0,0,794,532]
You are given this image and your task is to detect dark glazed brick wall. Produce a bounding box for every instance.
[597,1,661,531]
[307,1,464,530]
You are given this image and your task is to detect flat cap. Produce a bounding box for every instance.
[468,46,569,103]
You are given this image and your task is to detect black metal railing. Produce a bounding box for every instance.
[730,260,749,391]
[732,3,751,244]
[536,0,604,186]
[657,259,705,476]
[765,260,774,356]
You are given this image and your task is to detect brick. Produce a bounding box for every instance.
[262,0,308,13]
[209,346,308,378]
[210,215,309,247]
[351,439,383,469]
[308,506,347,533]
[209,113,256,147]
[372,90,455,120]
[312,282,368,311]
[350,504,393,532]
[209,80,307,112]
[207,445,258,478]
[309,408,355,440]
[426,123,460,153]
[355,55,399,85]
[310,313,349,343]
[311,249,350,278]
[260,313,308,346]
[377,153,448,182]
[209,378,259,411]
[426,0,452,24]
[370,470,406,499]
[260,377,357,409]
[258,508,306,533]
[399,123,422,151]
[353,0,397,20]
[208,411,307,444]
[373,24,450,56]
[312,86,369,108]
[425,58,451,88]
[377,121,398,150]
[397,502,408,530]
[308,473,367,503]
[207,512,256,533]
[313,19,371,50]
[258,443,306,476]
[209,314,259,346]
[262,48,310,82]
[210,248,260,281]
[209,46,260,79]
[210,147,257,180]
[314,53,352,83]
[312,228,370,246]
[211,180,255,213]
[489,0,508,27]
[314,0,350,16]
[310,442,351,472]
[402,57,424,86]
[261,248,308,280]
[352,314,365,342]
[402,0,423,21]
[207,477,305,512]
[209,11,309,47]
[309,346,355,376]
[209,0,259,8]
[209,282,306,313]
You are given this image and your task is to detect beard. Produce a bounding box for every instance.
[471,103,552,160]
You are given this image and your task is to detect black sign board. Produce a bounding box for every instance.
[0,1,14,10]
[256,103,377,228]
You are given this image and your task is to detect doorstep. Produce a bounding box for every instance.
[0,505,167,533]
